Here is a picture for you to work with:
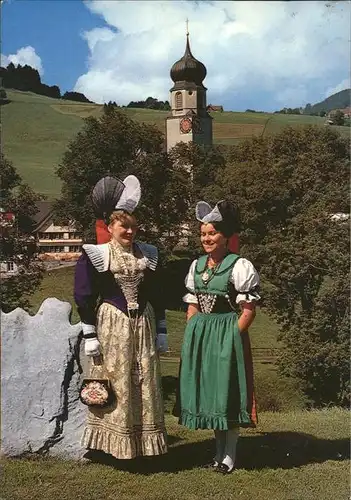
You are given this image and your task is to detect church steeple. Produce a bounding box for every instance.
[170,26,207,89]
[166,24,212,152]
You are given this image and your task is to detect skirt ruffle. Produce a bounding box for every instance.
[82,424,167,459]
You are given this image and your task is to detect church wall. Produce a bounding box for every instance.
[166,117,193,151]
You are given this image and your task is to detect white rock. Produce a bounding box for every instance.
[1,298,88,459]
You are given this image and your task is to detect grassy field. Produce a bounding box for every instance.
[1,408,349,500]
[2,90,349,198]
[4,267,349,499]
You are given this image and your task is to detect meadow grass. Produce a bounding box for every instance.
[1,408,349,500]
[5,268,349,499]
[3,90,349,198]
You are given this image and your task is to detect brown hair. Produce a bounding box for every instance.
[108,210,137,227]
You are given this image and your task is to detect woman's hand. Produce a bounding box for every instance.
[238,302,256,333]
[186,303,200,321]
[84,338,101,357]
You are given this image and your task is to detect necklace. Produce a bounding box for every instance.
[201,254,226,284]
[202,265,218,284]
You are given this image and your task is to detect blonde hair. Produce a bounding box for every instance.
[108,210,137,227]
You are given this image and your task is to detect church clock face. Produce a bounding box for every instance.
[180,117,192,134]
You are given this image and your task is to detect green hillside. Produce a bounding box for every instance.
[308,88,350,115]
[2,89,349,199]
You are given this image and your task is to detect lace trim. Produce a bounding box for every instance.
[83,244,109,273]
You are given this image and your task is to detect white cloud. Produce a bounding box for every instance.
[75,0,350,110]
[276,85,309,108]
[1,46,43,75]
[325,78,350,98]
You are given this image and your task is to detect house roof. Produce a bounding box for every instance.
[32,201,54,229]
[207,104,223,110]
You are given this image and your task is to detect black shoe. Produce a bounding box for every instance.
[216,463,234,474]
[203,461,218,470]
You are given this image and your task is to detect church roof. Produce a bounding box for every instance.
[170,33,207,87]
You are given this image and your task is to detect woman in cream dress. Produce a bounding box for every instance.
[74,176,168,460]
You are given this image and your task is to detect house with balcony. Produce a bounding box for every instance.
[1,202,83,276]
[33,202,83,262]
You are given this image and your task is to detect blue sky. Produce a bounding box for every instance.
[1,0,103,92]
[1,0,350,112]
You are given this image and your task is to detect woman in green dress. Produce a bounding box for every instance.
[178,200,260,474]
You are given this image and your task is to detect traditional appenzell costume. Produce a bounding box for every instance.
[178,200,260,473]
[74,175,168,459]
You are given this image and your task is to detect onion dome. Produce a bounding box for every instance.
[170,34,207,86]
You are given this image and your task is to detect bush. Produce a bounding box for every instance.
[254,364,308,412]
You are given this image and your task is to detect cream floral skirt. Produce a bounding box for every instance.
[81,302,168,459]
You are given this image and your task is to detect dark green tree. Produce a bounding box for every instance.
[0,154,44,312]
[62,91,92,103]
[0,86,9,104]
[167,141,228,255]
[304,103,312,115]
[55,106,192,255]
[332,110,345,126]
[211,126,350,406]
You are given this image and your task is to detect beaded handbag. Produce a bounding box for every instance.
[79,378,115,408]
[79,356,115,408]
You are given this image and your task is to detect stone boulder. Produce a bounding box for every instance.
[1,298,88,459]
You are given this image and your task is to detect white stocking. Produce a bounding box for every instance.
[222,428,239,471]
[214,430,226,465]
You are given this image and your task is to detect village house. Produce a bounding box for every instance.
[0,202,83,276]
[327,107,351,120]
[206,104,223,112]
[33,201,83,262]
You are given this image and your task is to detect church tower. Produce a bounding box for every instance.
[166,25,213,152]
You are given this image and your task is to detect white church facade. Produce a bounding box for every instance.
[166,29,213,151]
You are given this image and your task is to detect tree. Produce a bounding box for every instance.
[332,110,345,126]
[0,87,7,101]
[40,84,61,99]
[319,110,327,117]
[304,103,312,115]
[167,141,228,254]
[210,126,350,406]
[55,106,192,256]
[0,154,44,312]
[62,91,92,103]
[127,97,171,111]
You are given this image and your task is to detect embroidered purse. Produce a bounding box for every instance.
[79,378,115,408]
[79,357,115,408]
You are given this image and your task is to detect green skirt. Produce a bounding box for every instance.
[178,312,257,430]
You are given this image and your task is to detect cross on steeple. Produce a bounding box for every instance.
[186,18,189,37]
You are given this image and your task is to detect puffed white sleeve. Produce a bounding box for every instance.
[183,259,198,304]
[230,258,261,304]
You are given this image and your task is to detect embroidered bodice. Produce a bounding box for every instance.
[109,241,147,311]
[184,254,261,314]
